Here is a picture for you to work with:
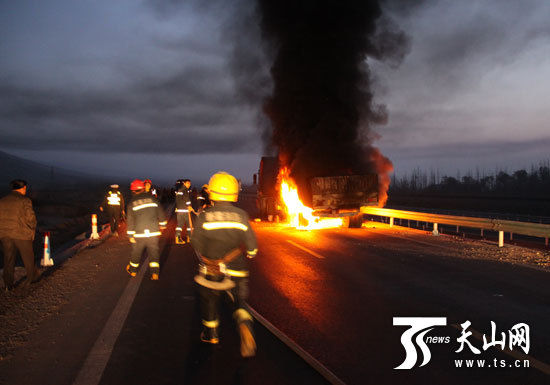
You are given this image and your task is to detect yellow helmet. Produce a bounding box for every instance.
[208,172,239,202]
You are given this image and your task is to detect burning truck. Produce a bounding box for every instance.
[256,157,378,229]
[249,3,405,230]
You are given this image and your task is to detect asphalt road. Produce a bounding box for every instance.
[97,225,328,385]
[1,215,549,385]
[247,221,550,385]
[0,219,328,385]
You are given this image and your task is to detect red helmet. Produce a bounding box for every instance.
[144,179,152,184]
[130,179,145,191]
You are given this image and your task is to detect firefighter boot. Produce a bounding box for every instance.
[175,235,185,244]
[126,264,137,277]
[186,235,190,243]
[239,322,256,357]
[200,327,219,344]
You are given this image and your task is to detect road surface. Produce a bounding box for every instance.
[1,217,549,385]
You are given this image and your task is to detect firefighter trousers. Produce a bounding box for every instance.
[198,276,254,332]
[107,207,122,234]
[175,212,192,237]
[129,236,160,275]
[1,237,38,288]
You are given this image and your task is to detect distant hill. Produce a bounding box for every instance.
[0,150,112,193]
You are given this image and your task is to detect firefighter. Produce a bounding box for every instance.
[125,179,167,280]
[191,171,258,357]
[197,184,211,211]
[100,184,125,236]
[144,179,158,197]
[174,179,194,244]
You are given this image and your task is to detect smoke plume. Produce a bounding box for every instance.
[256,0,409,205]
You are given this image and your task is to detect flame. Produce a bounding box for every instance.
[368,147,393,207]
[279,167,343,230]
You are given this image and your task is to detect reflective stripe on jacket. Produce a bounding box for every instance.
[190,201,257,273]
[126,193,165,237]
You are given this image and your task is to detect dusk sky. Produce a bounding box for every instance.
[1,0,549,185]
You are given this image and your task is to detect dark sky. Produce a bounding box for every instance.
[1,0,549,184]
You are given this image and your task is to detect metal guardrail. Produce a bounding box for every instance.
[386,205,550,225]
[361,207,550,247]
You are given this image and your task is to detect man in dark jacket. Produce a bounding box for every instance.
[126,179,166,280]
[0,179,39,291]
[191,172,258,357]
[100,184,125,236]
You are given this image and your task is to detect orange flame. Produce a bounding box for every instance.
[279,167,343,230]
[368,147,393,207]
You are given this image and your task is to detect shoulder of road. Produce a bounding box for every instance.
[0,225,330,385]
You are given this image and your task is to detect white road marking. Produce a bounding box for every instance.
[287,240,325,259]
[450,323,550,375]
[73,256,150,385]
[248,305,346,385]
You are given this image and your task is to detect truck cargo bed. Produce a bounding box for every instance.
[311,175,378,210]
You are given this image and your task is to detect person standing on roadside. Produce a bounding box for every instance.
[0,180,39,291]
[100,184,125,236]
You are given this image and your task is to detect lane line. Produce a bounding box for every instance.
[73,256,150,385]
[450,324,550,375]
[248,304,347,385]
[287,240,325,259]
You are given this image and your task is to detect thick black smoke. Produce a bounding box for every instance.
[256,0,409,204]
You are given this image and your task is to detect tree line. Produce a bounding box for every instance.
[390,161,550,197]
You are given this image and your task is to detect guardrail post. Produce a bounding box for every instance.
[510,232,513,241]
[90,214,100,240]
[480,229,484,237]
[456,225,459,233]
[389,217,394,227]
[499,231,504,247]
[41,232,54,267]
[545,237,548,247]
[432,223,439,236]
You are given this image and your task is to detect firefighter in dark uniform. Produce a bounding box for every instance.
[191,172,258,357]
[175,179,194,244]
[197,184,211,211]
[144,179,158,197]
[100,184,125,236]
[125,179,167,280]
